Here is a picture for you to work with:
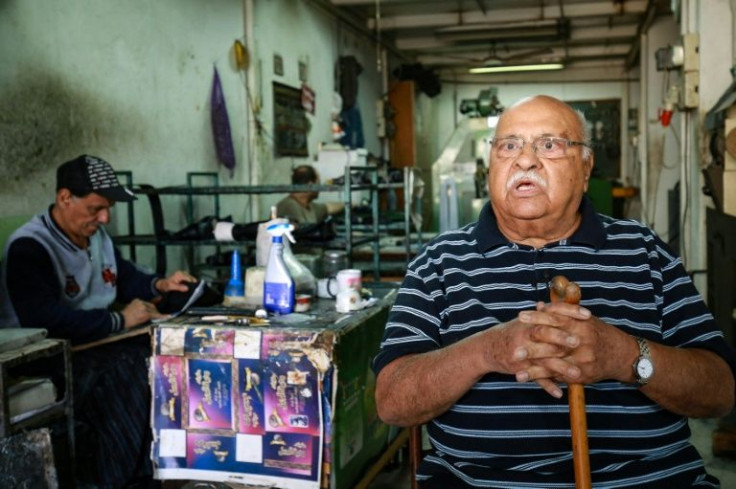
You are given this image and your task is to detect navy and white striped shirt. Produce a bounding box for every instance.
[373,198,736,488]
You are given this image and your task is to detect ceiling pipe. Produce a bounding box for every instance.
[625,0,658,71]
[306,0,412,63]
[474,0,487,16]
[731,0,736,71]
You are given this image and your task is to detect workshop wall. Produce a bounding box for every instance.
[0,0,245,212]
[0,0,386,274]
[642,17,684,250]
[0,0,248,272]
[249,0,385,218]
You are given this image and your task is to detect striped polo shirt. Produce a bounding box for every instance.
[373,198,735,488]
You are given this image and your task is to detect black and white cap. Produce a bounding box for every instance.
[56,154,137,202]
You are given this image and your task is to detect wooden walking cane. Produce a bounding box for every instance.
[550,276,592,489]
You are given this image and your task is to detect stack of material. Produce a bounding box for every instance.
[0,328,56,419]
[0,328,47,354]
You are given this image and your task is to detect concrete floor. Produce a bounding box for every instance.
[368,418,736,488]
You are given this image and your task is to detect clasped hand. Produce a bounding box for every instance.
[492,301,628,398]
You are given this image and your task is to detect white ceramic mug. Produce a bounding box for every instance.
[335,288,361,313]
[334,269,361,295]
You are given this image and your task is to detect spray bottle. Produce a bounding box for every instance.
[263,222,295,314]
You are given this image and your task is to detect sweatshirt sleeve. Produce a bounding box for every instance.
[5,238,122,345]
[113,246,160,304]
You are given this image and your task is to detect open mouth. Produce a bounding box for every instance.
[516,179,536,190]
[514,179,541,194]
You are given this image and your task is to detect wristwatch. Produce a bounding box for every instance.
[632,336,654,385]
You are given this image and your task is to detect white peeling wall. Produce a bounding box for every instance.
[0,0,249,272]
[0,0,388,274]
[641,16,682,244]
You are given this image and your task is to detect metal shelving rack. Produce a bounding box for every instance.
[113,165,388,282]
[359,166,422,266]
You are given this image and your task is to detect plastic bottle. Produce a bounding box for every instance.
[263,222,295,314]
[257,214,315,298]
[282,239,316,299]
[256,217,289,267]
[224,249,244,298]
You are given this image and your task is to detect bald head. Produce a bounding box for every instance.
[487,94,595,247]
[499,95,593,163]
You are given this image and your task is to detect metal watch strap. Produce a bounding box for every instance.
[633,336,652,385]
[635,336,651,358]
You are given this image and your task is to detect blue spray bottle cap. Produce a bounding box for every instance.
[224,248,244,297]
[266,222,295,243]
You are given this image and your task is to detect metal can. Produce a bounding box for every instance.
[322,250,347,278]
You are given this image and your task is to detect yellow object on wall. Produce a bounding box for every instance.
[233,40,249,70]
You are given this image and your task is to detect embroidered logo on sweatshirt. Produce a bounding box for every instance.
[101,266,117,286]
[64,275,80,298]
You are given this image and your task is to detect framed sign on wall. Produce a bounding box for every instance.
[569,99,621,179]
[273,82,309,157]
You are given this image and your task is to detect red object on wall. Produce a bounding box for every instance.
[301,84,315,114]
[659,108,673,127]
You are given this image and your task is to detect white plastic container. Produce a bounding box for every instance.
[263,223,295,315]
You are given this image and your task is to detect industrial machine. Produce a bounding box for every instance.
[432,89,502,232]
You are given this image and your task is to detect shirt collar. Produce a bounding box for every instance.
[474,196,607,251]
[42,205,82,251]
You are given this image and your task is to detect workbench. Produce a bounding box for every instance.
[149,288,398,489]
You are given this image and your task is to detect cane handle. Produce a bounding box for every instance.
[549,275,591,489]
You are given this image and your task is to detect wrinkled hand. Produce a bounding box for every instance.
[515,301,633,397]
[121,298,167,329]
[155,270,197,294]
[482,307,585,398]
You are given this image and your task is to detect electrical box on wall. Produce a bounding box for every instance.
[682,33,699,108]
[682,33,699,72]
[683,72,699,108]
[376,99,386,138]
[655,45,684,71]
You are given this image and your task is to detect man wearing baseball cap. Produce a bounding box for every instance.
[0,154,196,486]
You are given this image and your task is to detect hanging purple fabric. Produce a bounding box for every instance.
[210,66,236,176]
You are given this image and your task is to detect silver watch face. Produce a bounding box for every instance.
[636,358,654,380]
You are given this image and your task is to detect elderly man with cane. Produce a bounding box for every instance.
[373,95,735,488]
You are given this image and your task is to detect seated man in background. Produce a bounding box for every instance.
[373,95,736,487]
[0,154,195,487]
[276,164,344,224]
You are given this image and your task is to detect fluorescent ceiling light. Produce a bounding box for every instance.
[469,63,564,74]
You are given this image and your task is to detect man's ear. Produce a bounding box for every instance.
[56,188,72,206]
[583,155,594,191]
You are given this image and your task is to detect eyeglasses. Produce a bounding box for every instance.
[491,136,588,159]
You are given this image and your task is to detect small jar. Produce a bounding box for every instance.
[322,250,347,278]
